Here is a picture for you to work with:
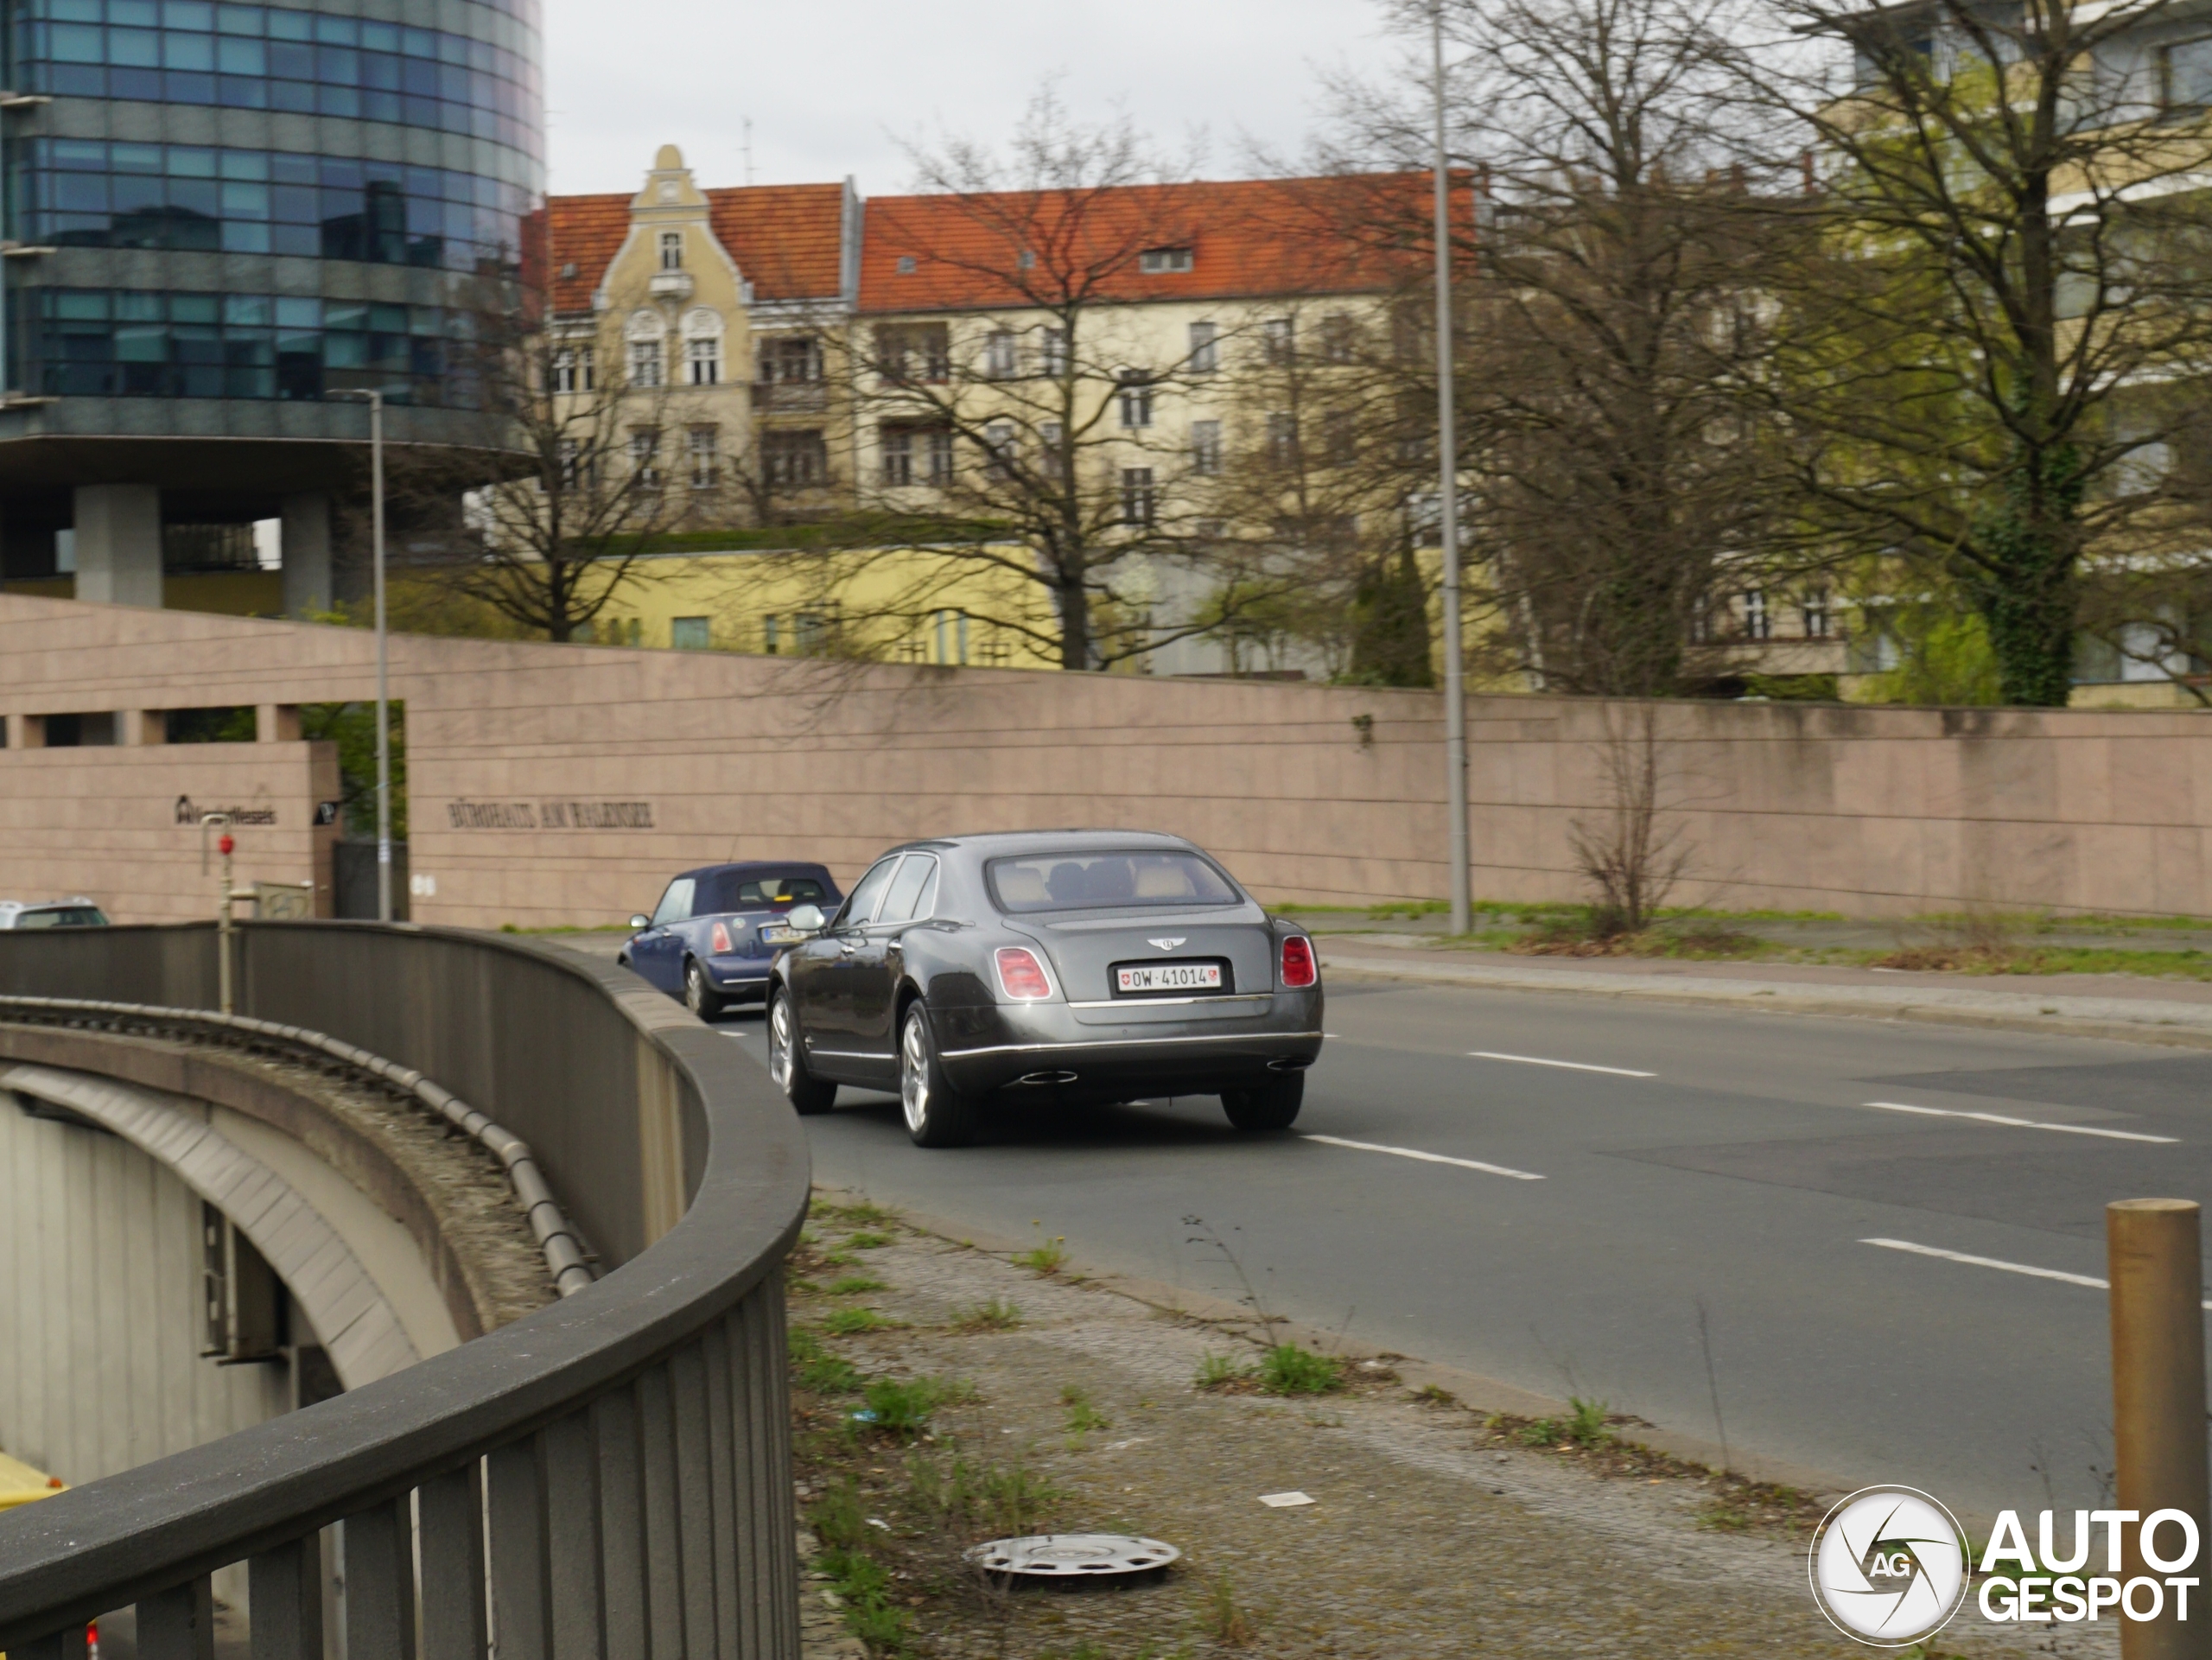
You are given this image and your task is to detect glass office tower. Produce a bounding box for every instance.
[0,0,543,609]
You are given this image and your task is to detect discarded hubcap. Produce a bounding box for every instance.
[965,1533,1180,1578]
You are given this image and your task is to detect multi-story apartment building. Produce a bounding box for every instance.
[540,156,1430,674]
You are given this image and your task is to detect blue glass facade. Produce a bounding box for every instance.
[0,0,542,420]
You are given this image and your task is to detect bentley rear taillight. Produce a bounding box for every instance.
[995,946,1054,1001]
[1281,935,1318,989]
[710,921,734,954]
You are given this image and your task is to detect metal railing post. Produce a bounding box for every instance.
[2107,1198,2210,1660]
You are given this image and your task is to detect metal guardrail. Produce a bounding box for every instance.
[0,921,810,1658]
[0,994,597,1297]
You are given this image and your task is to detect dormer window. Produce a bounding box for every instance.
[659,231,683,271]
[1140,247,1193,274]
[896,256,918,274]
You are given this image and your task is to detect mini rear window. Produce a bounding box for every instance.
[730,875,828,906]
[987,851,1240,914]
[13,906,106,928]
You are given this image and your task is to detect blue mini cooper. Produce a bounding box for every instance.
[619,861,844,1019]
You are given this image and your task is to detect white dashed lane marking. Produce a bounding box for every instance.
[1863,1100,2177,1143]
[1303,1133,1545,1181]
[1470,1051,1655,1078]
[1861,1237,2212,1308]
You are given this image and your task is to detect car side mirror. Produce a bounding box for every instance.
[628,913,652,931]
[785,903,826,933]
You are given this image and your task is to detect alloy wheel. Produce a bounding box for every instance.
[769,996,793,1088]
[900,1012,931,1135]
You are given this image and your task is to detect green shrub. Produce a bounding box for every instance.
[1257,1343,1344,1396]
[1194,1352,1252,1390]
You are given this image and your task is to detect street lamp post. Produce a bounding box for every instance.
[330,388,391,923]
[1432,1,1471,937]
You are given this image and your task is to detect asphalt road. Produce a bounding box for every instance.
[696,975,2211,1519]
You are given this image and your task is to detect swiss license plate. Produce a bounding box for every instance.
[1116,962,1223,994]
[760,928,804,946]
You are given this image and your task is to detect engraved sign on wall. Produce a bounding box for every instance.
[446,800,657,830]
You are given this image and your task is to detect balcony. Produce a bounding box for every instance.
[648,270,694,301]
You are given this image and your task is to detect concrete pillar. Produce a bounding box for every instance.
[73,484,163,607]
[124,710,164,746]
[257,703,301,742]
[281,493,332,617]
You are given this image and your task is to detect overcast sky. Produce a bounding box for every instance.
[538,0,1409,199]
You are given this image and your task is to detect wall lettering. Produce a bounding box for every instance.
[447,799,656,830]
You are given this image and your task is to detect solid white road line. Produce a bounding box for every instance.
[1302,1133,1545,1181]
[1861,1237,2212,1308]
[1470,1050,1655,1078]
[1864,1100,2177,1143]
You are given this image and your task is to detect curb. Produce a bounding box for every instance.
[1318,950,2212,1053]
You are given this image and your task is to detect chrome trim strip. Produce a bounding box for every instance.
[806,1047,883,1060]
[1064,994,1272,1009]
[942,1031,1325,1059]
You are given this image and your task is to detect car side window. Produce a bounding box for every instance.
[874,855,937,926]
[650,877,696,927]
[835,859,902,931]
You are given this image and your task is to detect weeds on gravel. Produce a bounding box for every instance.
[1014,1221,1068,1275]
[947,1297,1021,1332]
[808,1479,916,1654]
[846,1230,893,1250]
[1194,1352,1254,1390]
[817,1198,899,1228]
[1205,1569,1259,1646]
[789,1327,861,1396]
[824,1275,887,1296]
[1061,1385,1109,1434]
[905,1450,1067,1537]
[1415,1383,1458,1407]
[823,1306,902,1336]
[1257,1343,1344,1396]
[1519,1396,1614,1448]
[856,1376,956,1441]
[821,1248,860,1268]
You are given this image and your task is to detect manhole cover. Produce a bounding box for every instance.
[966,1533,1181,1579]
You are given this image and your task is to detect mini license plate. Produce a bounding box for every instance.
[760,928,805,946]
[1116,962,1223,994]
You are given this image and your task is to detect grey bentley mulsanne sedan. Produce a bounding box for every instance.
[764,830,1323,1147]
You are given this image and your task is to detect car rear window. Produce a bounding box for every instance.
[729,875,829,907]
[987,851,1240,913]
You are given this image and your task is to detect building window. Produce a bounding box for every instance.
[627,340,664,389]
[2164,36,2212,108]
[1321,312,1357,362]
[763,429,828,487]
[1039,327,1069,377]
[984,420,1015,480]
[926,429,954,484]
[881,426,913,486]
[1268,411,1298,465]
[1802,589,1832,639]
[552,346,593,393]
[1741,588,1771,640]
[1263,317,1294,366]
[763,614,779,653]
[1122,467,1156,526]
[1118,372,1154,429]
[933,609,970,665]
[556,438,582,489]
[1189,321,1218,373]
[759,335,823,384]
[687,426,718,489]
[1139,246,1193,273]
[629,429,660,490]
[659,230,683,271]
[671,616,710,650]
[876,322,950,385]
[1191,419,1222,477]
[685,336,720,385]
[895,255,917,274]
[984,330,1019,378]
[976,631,1013,667]
[1323,409,1354,466]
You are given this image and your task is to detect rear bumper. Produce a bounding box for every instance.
[931,993,1323,1097]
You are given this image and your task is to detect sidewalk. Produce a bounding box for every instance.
[1316,932,2212,1049]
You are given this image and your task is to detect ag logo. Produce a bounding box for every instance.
[1809,1485,1969,1646]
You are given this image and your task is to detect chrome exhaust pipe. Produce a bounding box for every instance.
[1266,1057,1313,1072]
[1015,1070,1078,1085]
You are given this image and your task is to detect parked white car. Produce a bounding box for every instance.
[0,898,109,929]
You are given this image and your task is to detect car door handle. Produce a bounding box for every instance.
[838,939,857,955]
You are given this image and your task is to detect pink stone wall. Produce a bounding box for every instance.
[3,593,2207,927]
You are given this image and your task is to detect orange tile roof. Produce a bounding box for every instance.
[857,174,1452,315]
[538,182,849,315]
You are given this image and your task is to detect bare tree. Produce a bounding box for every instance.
[1328,0,1807,699]
[1569,703,1692,935]
[1756,0,2212,705]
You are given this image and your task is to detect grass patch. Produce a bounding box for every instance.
[1205,1569,1261,1646]
[1014,1223,1068,1275]
[824,1275,887,1296]
[946,1297,1021,1332]
[1414,1383,1459,1408]
[1061,1385,1110,1434]
[820,1248,859,1268]
[1194,1352,1255,1391]
[1256,1343,1344,1396]
[788,1327,861,1396]
[816,1198,899,1227]
[844,1230,893,1250]
[823,1306,902,1336]
[1518,1396,1615,1448]
[856,1375,956,1441]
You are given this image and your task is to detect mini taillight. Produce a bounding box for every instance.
[995,946,1054,1001]
[1281,935,1318,989]
[710,921,734,954]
